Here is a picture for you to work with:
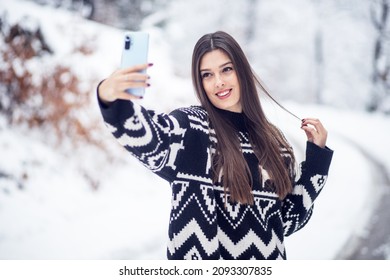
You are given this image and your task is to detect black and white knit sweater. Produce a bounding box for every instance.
[99,98,333,260]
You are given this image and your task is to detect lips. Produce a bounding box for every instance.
[215,89,232,99]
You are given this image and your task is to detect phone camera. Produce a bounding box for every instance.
[124,35,132,50]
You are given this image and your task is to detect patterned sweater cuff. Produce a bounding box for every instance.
[305,141,334,175]
[96,86,135,125]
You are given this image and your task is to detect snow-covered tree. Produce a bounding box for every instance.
[369,0,390,113]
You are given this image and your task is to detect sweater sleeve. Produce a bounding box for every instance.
[98,95,190,182]
[282,141,334,236]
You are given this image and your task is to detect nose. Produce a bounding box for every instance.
[215,74,225,88]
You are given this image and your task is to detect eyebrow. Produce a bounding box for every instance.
[200,61,233,72]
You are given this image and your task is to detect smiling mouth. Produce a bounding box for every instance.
[215,89,232,99]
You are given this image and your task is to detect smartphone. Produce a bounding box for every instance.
[120,32,149,97]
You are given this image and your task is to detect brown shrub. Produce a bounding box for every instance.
[0,15,101,147]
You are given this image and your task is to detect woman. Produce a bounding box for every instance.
[97,31,333,260]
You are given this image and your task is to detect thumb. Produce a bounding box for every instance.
[301,125,314,143]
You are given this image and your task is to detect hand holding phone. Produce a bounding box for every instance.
[120,32,149,97]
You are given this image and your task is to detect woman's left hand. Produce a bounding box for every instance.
[301,118,328,148]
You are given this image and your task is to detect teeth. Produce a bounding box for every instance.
[216,90,230,97]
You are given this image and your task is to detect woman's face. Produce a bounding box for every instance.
[199,49,242,113]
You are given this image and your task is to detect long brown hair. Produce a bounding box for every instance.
[191,31,296,204]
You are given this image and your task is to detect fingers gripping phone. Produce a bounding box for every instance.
[120,32,149,97]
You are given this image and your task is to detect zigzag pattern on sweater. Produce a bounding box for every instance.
[167,218,219,258]
[217,227,285,259]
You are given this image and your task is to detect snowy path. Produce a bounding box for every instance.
[334,134,390,259]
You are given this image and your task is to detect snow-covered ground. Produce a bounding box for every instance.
[1,0,389,260]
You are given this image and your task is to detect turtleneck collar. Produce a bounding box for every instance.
[215,107,247,132]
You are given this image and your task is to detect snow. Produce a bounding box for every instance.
[1,0,389,260]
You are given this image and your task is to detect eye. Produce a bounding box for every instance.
[201,72,212,79]
[222,66,233,73]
